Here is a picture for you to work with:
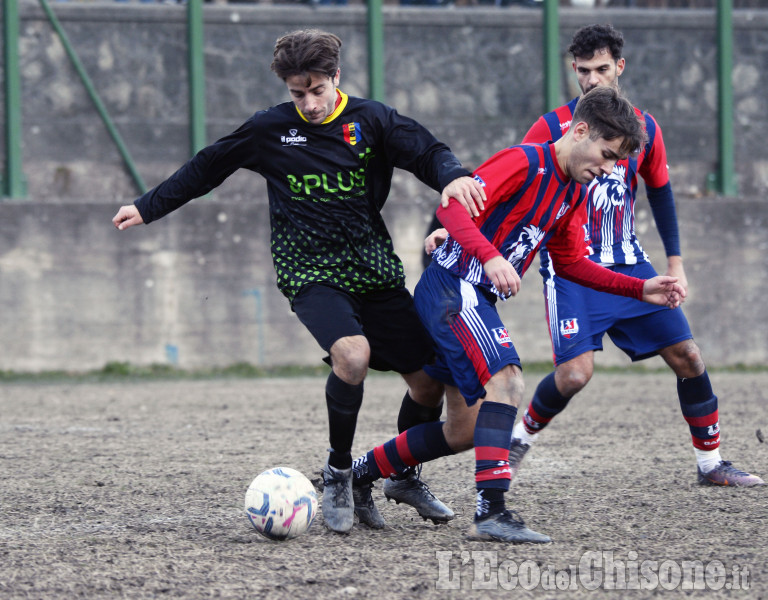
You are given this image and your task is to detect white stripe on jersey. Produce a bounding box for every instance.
[436,242,460,269]
[435,238,509,301]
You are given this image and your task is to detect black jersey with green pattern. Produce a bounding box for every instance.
[134,91,470,302]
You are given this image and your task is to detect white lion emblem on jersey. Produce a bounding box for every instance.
[507,225,545,271]
[589,164,628,211]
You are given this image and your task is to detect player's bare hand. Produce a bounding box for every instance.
[483,256,521,298]
[425,228,448,256]
[642,275,687,309]
[112,204,144,230]
[440,176,486,218]
[665,256,688,295]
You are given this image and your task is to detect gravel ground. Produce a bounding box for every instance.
[1,372,766,599]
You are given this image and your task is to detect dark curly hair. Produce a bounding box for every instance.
[567,24,624,62]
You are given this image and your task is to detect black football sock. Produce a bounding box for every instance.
[397,391,444,433]
[325,372,363,471]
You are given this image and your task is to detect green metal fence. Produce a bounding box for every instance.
[2,0,25,198]
[1,0,740,198]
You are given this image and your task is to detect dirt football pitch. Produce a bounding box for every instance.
[1,371,766,599]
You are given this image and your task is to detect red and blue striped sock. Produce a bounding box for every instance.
[352,421,452,485]
[523,371,571,435]
[678,371,720,450]
[474,401,517,519]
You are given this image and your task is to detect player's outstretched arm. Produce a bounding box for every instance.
[112,204,145,231]
[642,275,686,309]
[440,176,486,218]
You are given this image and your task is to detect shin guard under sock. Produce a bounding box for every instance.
[397,391,444,433]
[353,421,452,485]
[474,401,517,519]
[678,370,720,452]
[326,372,364,470]
[522,371,572,435]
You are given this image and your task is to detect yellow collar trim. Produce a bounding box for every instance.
[295,89,348,124]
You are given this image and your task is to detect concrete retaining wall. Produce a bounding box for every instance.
[1,5,767,371]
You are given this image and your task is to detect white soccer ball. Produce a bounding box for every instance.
[244,467,318,540]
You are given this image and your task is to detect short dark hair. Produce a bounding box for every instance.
[568,24,624,62]
[270,29,342,83]
[571,86,646,158]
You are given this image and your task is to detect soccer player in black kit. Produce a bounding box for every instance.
[112,29,486,534]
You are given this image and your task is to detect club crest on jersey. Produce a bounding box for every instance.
[507,225,544,272]
[492,327,512,348]
[590,164,628,210]
[281,129,307,147]
[559,318,579,339]
[343,122,361,146]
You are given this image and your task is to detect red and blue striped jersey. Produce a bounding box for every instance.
[523,96,670,269]
[432,142,591,297]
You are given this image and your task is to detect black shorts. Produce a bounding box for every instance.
[292,284,434,374]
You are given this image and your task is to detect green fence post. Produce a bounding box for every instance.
[188,0,206,156]
[716,0,736,196]
[543,0,560,112]
[2,0,27,198]
[367,0,385,103]
[38,0,147,194]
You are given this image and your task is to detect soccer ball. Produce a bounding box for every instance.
[244,467,318,540]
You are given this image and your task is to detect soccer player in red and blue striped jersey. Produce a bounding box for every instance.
[514,24,763,487]
[352,87,686,543]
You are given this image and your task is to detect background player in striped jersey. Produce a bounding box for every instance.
[351,86,687,543]
[511,24,763,487]
[112,29,488,534]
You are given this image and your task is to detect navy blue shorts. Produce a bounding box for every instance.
[544,262,693,365]
[292,283,434,374]
[414,264,521,404]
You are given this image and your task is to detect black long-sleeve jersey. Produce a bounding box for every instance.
[134,90,470,302]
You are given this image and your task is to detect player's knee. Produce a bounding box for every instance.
[669,339,705,378]
[333,361,368,385]
[557,366,591,396]
[486,365,525,405]
[330,336,370,384]
[406,373,444,407]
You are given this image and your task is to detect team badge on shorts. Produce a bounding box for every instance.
[559,318,579,339]
[492,327,512,348]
